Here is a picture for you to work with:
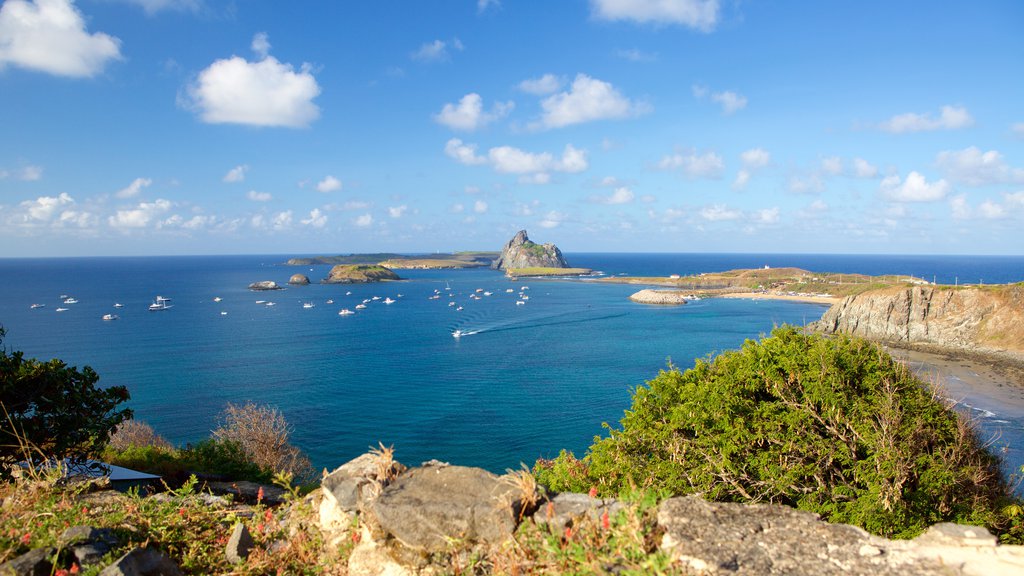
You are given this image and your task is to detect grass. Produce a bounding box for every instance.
[506,267,593,277]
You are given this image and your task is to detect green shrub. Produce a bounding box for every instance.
[535,326,1015,539]
[104,438,272,485]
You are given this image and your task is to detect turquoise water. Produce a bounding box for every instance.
[1,253,1022,475]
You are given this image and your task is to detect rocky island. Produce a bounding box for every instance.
[248,280,283,291]
[492,230,592,277]
[322,264,400,284]
[629,289,690,305]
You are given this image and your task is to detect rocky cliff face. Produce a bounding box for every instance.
[491,230,570,270]
[811,285,1024,356]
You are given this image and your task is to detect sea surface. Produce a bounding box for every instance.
[1,253,1022,479]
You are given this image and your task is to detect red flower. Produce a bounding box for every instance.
[264,509,274,523]
[178,508,186,517]
[601,510,610,530]
[20,533,31,545]
[564,527,573,540]
[588,486,598,498]
[54,570,68,576]
[70,564,80,574]
[257,486,265,503]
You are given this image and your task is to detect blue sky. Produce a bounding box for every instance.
[1,0,1022,257]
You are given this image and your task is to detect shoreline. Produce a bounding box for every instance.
[718,291,840,305]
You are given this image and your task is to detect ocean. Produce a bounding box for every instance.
[1,253,1022,478]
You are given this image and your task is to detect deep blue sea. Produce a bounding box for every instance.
[1,253,1023,478]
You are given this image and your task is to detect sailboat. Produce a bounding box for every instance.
[148,296,172,311]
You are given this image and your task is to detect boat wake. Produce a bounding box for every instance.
[452,308,628,339]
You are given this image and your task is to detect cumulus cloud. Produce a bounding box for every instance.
[250,31,270,59]
[116,0,202,15]
[692,84,746,115]
[0,0,122,77]
[852,157,878,178]
[1013,123,1024,138]
[880,171,950,202]
[755,207,780,224]
[116,177,152,199]
[223,165,248,183]
[658,150,724,179]
[787,174,825,194]
[316,175,342,193]
[354,213,373,228]
[950,194,971,220]
[272,210,292,230]
[590,0,719,31]
[1,164,43,181]
[820,156,843,176]
[247,190,272,202]
[341,200,370,210]
[518,74,563,95]
[878,105,974,133]
[616,47,657,62]
[183,34,320,128]
[300,208,327,228]
[539,210,565,228]
[935,146,1024,186]
[535,74,648,129]
[388,205,407,218]
[733,148,770,190]
[448,139,587,182]
[109,199,172,229]
[433,93,513,131]
[700,204,741,221]
[473,200,488,213]
[18,192,74,221]
[411,38,463,62]
[444,138,486,165]
[590,186,635,205]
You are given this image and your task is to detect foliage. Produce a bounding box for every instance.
[535,326,1016,539]
[212,402,314,482]
[0,327,131,473]
[108,420,172,451]
[103,438,274,485]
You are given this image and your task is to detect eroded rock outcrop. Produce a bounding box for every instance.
[288,274,311,285]
[811,285,1024,357]
[629,289,689,305]
[323,265,401,284]
[491,230,570,270]
[248,280,282,291]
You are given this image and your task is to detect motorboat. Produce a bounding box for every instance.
[213,297,222,302]
[355,304,367,310]
[63,297,78,304]
[55,307,69,312]
[255,300,266,304]
[326,299,334,304]
[102,314,118,321]
[303,302,315,309]
[30,303,45,309]
[384,298,396,304]
[220,311,228,316]
[148,296,172,311]
[265,302,276,306]
[339,308,355,315]
[456,306,463,311]
[516,300,526,306]
[113,303,124,308]
[452,330,463,338]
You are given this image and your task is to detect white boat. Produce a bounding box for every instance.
[102,314,118,321]
[63,297,78,304]
[148,296,172,311]
[521,286,529,290]
[452,330,463,338]
[345,291,352,296]
[255,300,266,304]
[30,303,45,309]
[521,295,529,300]
[372,296,381,301]
[213,297,222,302]
[303,302,315,309]
[456,306,463,311]
[265,302,276,306]
[506,289,514,293]
[483,292,492,296]
[220,311,228,316]
[339,308,355,315]
[516,300,526,306]
[326,299,334,304]
[362,299,371,304]
[113,303,123,308]
[55,307,69,312]
[476,288,484,293]
[384,298,396,304]
[448,302,456,307]
[355,303,367,310]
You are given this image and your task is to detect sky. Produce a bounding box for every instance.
[1,0,1022,257]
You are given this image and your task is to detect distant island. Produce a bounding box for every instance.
[492,230,592,278]
[322,264,401,284]
[286,252,496,269]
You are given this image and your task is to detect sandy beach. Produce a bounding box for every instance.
[718,291,841,305]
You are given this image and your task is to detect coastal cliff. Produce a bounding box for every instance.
[491,230,570,270]
[811,285,1024,358]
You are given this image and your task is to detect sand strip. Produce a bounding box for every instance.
[718,291,840,305]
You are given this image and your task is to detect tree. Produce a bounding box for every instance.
[0,327,131,472]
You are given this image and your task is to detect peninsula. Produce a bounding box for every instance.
[322,264,400,284]
[286,252,496,269]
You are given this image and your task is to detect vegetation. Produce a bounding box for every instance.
[0,327,131,474]
[322,264,401,283]
[506,267,593,277]
[287,251,498,266]
[377,258,487,269]
[535,327,1021,540]
[212,402,313,482]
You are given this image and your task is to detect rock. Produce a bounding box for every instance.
[248,280,282,291]
[288,274,311,285]
[491,230,570,270]
[347,525,416,576]
[532,492,624,531]
[0,547,56,576]
[628,289,689,305]
[320,453,406,533]
[59,526,119,566]
[206,480,286,505]
[913,523,997,548]
[322,265,401,284]
[225,523,254,564]
[368,463,521,553]
[811,285,1024,357]
[98,547,182,576]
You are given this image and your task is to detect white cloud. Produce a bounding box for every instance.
[272,210,293,230]
[116,177,152,199]
[251,31,270,59]
[316,175,342,193]
[978,200,1005,220]
[733,170,750,190]
[590,0,719,32]
[109,199,172,229]
[820,156,843,176]
[658,150,724,179]
[807,199,829,213]
[0,0,122,78]
[878,105,974,133]
[1013,123,1024,138]
[433,93,513,131]
[536,74,647,129]
[411,38,462,62]
[518,73,563,95]
[341,200,370,210]
[444,138,486,165]
[519,173,551,185]
[1,164,43,181]
[300,208,327,228]
[879,171,950,202]
[1006,191,1024,208]
[223,165,248,183]
[388,205,407,218]
[755,207,780,224]
[477,0,500,13]
[711,90,746,115]
[935,146,1024,186]
[18,192,74,221]
[950,194,971,220]
[247,190,272,202]
[117,0,202,15]
[473,200,488,213]
[184,35,320,128]
[590,186,635,205]
[489,144,587,175]
[354,213,373,228]
[55,209,95,228]
[616,48,657,62]
[539,210,565,228]
[852,157,878,178]
[450,203,465,214]
[787,174,825,194]
[700,204,741,221]
[734,148,770,189]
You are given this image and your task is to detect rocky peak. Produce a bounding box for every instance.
[491,230,570,270]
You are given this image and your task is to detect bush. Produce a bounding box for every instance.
[0,327,130,472]
[108,419,172,451]
[104,439,273,485]
[212,402,313,482]
[535,326,1015,539]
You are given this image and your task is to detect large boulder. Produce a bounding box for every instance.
[367,463,525,553]
[491,230,570,270]
[319,453,406,533]
[248,280,282,291]
[288,274,311,285]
